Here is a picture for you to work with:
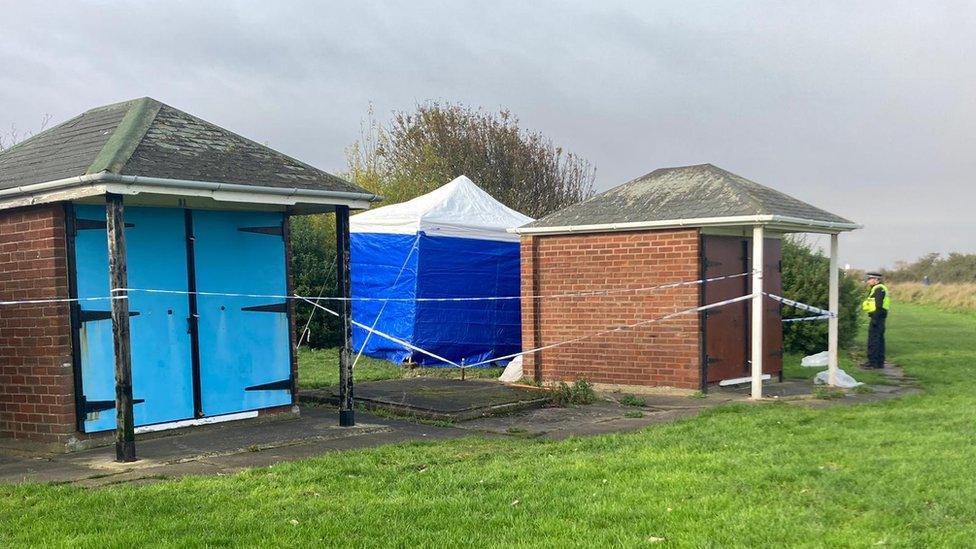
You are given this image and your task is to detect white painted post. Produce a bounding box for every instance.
[751,225,765,400]
[828,233,840,386]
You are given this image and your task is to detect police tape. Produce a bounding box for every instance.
[462,293,756,368]
[781,314,832,323]
[764,292,836,318]
[296,295,461,367]
[0,295,126,306]
[0,271,751,306]
[299,292,753,370]
[118,271,748,303]
[337,271,750,303]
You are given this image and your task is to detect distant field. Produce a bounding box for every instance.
[890,282,976,312]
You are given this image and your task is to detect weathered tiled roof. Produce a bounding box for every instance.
[0,102,129,189]
[0,97,367,195]
[520,164,855,231]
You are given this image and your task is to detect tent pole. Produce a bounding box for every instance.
[750,225,765,400]
[828,233,840,386]
[336,205,355,426]
[107,193,136,462]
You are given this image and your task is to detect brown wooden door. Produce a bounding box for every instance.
[702,236,750,382]
[702,235,783,383]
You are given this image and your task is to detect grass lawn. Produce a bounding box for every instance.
[3,303,976,546]
[297,347,504,389]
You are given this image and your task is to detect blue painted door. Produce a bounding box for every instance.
[73,205,195,432]
[192,210,292,417]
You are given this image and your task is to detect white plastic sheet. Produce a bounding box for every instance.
[498,356,524,383]
[350,175,533,242]
[814,368,863,388]
[801,350,829,367]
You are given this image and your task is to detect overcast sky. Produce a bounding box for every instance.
[2,1,973,268]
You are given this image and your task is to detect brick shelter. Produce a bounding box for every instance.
[0,98,377,452]
[515,164,859,396]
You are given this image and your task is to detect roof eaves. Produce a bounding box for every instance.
[0,171,381,205]
[86,97,162,175]
[510,214,861,236]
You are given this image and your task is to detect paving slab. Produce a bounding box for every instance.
[302,377,552,421]
[713,379,815,398]
[459,401,705,439]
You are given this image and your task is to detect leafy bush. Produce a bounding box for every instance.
[290,214,339,348]
[780,237,862,355]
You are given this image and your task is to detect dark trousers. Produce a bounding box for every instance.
[867,313,887,367]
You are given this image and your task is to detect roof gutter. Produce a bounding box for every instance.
[0,171,382,205]
[510,214,861,236]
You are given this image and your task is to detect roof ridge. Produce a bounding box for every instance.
[86,98,163,174]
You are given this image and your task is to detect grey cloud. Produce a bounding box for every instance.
[1,0,972,268]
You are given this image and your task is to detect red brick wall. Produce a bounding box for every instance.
[0,204,77,444]
[520,229,702,389]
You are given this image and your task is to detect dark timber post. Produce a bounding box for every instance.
[335,205,355,426]
[531,236,543,383]
[106,193,136,462]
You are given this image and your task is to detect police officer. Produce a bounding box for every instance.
[861,272,891,369]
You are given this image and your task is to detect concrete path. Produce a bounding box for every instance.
[0,369,915,487]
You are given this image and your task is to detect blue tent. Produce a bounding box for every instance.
[350,176,533,366]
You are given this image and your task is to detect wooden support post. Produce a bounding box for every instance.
[750,225,765,400]
[531,236,543,383]
[828,233,840,386]
[335,205,355,426]
[106,193,136,462]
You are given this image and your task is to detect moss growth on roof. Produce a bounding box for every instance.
[86,98,162,175]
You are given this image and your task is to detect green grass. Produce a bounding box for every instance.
[297,347,504,389]
[3,303,976,546]
[620,394,647,407]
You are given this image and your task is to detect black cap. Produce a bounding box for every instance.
[865,272,883,280]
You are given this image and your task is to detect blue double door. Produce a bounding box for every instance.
[72,205,292,433]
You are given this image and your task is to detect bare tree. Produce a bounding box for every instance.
[0,114,52,151]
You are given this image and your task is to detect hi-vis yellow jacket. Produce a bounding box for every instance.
[861,283,891,314]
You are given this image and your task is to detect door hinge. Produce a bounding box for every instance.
[241,302,288,313]
[238,225,283,237]
[78,310,140,323]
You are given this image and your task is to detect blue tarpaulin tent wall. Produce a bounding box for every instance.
[350,176,533,366]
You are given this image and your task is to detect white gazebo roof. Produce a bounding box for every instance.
[350,175,533,242]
